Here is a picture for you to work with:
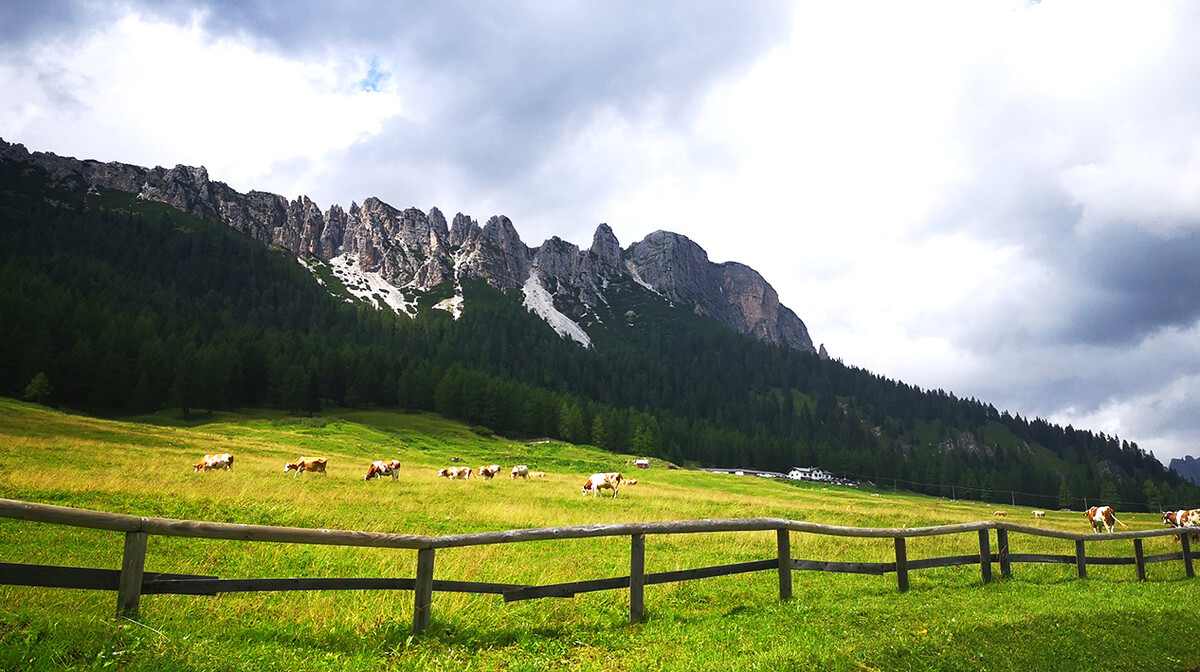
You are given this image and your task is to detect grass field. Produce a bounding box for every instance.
[1,397,1198,671]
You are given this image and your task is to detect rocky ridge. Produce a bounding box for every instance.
[0,139,816,353]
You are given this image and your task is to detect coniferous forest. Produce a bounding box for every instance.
[2,159,1196,512]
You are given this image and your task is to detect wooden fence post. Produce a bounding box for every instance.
[117,531,148,619]
[977,530,991,584]
[996,528,1011,579]
[412,548,435,635]
[630,534,645,623]
[1075,540,1087,579]
[1133,538,1146,581]
[1182,534,1194,579]
[777,529,792,600]
[894,537,909,593]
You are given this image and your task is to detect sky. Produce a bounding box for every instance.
[4,1,1200,465]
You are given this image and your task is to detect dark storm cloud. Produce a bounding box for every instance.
[1067,227,1200,345]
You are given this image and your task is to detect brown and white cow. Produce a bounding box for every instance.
[438,466,472,479]
[194,452,234,472]
[582,472,623,498]
[1162,508,1200,540]
[478,464,501,480]
[510,465,529,480]
[1086,505,1126,533]
[530,471,548,478]
[993,511,1007,517]
[365,459,401,481]
[284,456,327,477]
[1032,510,1046,518]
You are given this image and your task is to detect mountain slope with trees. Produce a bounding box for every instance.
[1,155,1195,512]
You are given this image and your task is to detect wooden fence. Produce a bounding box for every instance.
[0,498,1194,634]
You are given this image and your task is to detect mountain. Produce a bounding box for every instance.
[2,138,1198,513]
[1170,456,1200,486]
[0,139,815,354]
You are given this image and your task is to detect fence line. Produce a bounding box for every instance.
[0,498,1194,634]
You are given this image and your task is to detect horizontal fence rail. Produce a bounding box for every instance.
[0,498,1194,634]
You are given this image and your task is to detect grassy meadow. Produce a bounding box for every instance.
[1,396,1198,671]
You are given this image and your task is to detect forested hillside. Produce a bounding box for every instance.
[2,158,1195,511]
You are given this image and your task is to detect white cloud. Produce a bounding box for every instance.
[0,11,404,198]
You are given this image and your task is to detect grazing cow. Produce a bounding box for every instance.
[1086,505,1126,533]
[284,456,327,477]
[624,478,638,485]
[1032,510,1046,518]
[530,471,548,478]
[193,453,234,473]
[438,466,472,479]
[477,464,501,480]
[1162,509,1200,540]
[364,459,401,481]
[993,511,1007,517]
[582,472,623,498]
[510,465,529,480]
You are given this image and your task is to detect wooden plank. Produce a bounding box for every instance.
[141,576,529,596]
[894,538,908,593]
[117,531,147,619]
[1075,540,1087,579]
[908,554,990,571]
[777,529,792,601]
[412,548,435,636]
[978,529,992,584]
[503,560,779,604]
[997,528,1011,579]
[1134,539,1146,581]
[143,577,416,594]
[1143,552,1183,565]
[790,559,894,575]
[504,576,629,602]
[0,563,119,590]
[435,518,790,548]
[1183,534,1194,579]
[630,534,645,623]
[0,498,433,550]
[1085,556,1136,566]
[644,559,776,585]
[1008,553,1077,565]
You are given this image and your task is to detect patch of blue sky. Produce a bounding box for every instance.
[360,58,386,92]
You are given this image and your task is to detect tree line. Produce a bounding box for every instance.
[2,160,1197,511]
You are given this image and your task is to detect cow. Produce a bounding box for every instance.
[284,456,327,477]
[582,472,623,498]
[511,465,529,480]
[365,459,401,481]
[438,466,472,479]
[993,511,1007,517]
[193,453,233,472]
[477,464,501,480]
[530,471,548,478]
[1162,508,1200,541]
[1032,510,1046,518]
[1086,505,1126,533]
[624,478,638,485]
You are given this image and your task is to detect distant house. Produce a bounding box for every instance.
[635,459,649,469]
[787,467,834,483]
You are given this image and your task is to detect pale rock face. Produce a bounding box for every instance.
[626,231,814,352]
[0,138,818,353]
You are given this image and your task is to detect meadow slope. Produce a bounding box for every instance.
[0,398,1197,672]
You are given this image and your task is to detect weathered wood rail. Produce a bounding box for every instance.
[0,498,1193,634]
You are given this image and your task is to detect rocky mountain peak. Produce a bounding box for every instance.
[1,137,817,354]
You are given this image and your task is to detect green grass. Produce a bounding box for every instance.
[1,397,1198,671]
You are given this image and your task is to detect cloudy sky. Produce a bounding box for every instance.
[4,0,1200,464]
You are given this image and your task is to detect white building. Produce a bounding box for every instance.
[787,467,834,483]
